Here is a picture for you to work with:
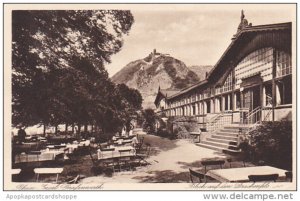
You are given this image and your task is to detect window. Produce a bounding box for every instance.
[235,92,241,109]
[206,100,211,113]
[277,78,292,105]
[192,105,196,115]
[223,71,233,92]
[215,86,221,95]
[265,84,272,106]
[276,51,292,77]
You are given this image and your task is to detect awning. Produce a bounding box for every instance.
[241,73,262,88]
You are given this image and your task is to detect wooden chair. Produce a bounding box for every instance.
[134,137,144,152]
[201,160,225,173]
[227,158,246,168]
[88,147,115,174]
[189,168,205,183]
[135,143,151,166]
[117,156,133,172]
[285,171,292,182]
[248,174,279,182]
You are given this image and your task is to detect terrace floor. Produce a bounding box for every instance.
[16,130,254,183]
[75,133,252,183]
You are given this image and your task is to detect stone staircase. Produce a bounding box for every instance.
[196,124,251,154]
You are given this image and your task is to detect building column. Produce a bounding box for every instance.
[222,96,225,111]
[271,49,277,121]
[262,85,266,107]
[186,105,189,116]
[276,84,281,105]
[228,94,231,110]
[233,93,237,111]
[185,105,187,116]
[195,103,198,115]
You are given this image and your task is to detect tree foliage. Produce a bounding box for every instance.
[142,109,157,134]
[12,10,139,135]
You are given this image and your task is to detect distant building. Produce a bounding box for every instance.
[154,88,180,115]
[154,12,292,131]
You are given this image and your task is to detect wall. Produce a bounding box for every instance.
[274,106,292,121]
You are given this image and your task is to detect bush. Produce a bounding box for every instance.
[156,127,176,140]
[239,121,292,170]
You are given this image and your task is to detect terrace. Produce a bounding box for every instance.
[11,128,291,184]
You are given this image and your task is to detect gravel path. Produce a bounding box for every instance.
[80,134,228,183]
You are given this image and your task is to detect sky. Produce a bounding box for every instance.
[105,4,295,77]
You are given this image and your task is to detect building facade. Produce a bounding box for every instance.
[154,14,292,131]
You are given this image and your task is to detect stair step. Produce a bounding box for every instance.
[223,126,252,130]
[216,131,240,137]
[201,140,239,150]
[206,138,238,145]
[219,129,244,133]
[211,134,238,141]
[196,143,223,152]
[196,143,241,154]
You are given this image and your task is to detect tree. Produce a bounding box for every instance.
[117,84,143,132]
[142,109,157,134]
[12,10,134,129]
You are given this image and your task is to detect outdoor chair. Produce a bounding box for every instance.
[135,143,151,166]
[102,158,116,173]
[134,137,144,152]
[189,168,205,183]
[248,174,279,182]
[227,158,246,168]
[285,171,292,182]
[88,147,115,175]
[117,156,134,172]
[201,160,225,173]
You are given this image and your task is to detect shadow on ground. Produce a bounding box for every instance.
[132,170,190,183]
[143,135,179,156]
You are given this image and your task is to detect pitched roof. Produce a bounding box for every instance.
[166,22,291,100]
[154,89,180,106]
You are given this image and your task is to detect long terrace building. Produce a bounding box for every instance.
[154,12,292,132]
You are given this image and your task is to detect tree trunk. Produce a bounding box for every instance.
[65,123,68,132]
[55,125,58,135]
[78,124,81,134]
[43,124,46,136]
[72,123,75,134]
[84,124,88,132]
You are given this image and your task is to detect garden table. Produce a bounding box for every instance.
[34,167,64,183]
[189,132,201,143]
[206,166,287,182]
[97,146,135,159]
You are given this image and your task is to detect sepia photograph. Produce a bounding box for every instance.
[3,3,296,191]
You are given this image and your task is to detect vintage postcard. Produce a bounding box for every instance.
[3,3,297,191]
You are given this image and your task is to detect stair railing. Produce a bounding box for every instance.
[246,106,261,124]
[207,112,233,133]
[261,107,272,122]
[207,113,224,132]
[239,106,273,145]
